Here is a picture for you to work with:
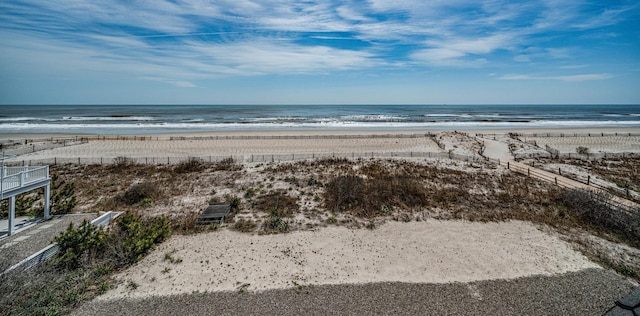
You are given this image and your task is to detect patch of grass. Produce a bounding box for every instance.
[164,251,183,264]
[263,215,290,233]
[244,188,257,199]
[614,265,638,278]
[233,219,257,232]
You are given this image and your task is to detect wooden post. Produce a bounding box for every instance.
[558,168,561,175]
[555,177,558,185]
[44,183,50,219]
[587,176,590,185]
[527,168,530,176]
[507,162,510,169]
[8,196,15,236]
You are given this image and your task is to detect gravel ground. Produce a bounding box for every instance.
[0,214,96,271]
[75,268,634,316]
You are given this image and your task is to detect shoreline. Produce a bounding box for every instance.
[2,126,640,141]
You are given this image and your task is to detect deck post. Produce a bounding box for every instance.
[44,183,51,219]
[8,196,15,236]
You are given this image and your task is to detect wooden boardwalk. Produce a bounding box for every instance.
[480,138,639,211]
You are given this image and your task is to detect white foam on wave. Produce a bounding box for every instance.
[0,117,57,122]
[61,116,155,121]
[1,120,639,132]
[340,115,408,121]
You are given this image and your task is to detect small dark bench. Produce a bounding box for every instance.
[197,203,231,225]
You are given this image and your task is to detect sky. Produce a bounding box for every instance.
[0,0,639,105]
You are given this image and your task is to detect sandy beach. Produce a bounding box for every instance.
[3,127,639,163]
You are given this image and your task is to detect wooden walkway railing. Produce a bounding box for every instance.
[493,159,639,215]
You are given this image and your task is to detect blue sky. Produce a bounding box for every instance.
[0,0,639,105]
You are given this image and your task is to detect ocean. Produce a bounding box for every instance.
[1,104,639,135]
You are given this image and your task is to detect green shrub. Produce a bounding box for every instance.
[113,212,171,263]
[54,221,107,270]
[226,195,242,210]
[51,174,77,214]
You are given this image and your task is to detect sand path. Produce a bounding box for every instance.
[100,220,599,300]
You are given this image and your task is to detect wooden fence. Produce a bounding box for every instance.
[4,151,493,167]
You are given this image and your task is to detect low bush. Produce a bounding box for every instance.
[324,175,429,217]
[119,182,159,205]
[174,157,205,173]
[254,190,299,216]
[213,157,242,171]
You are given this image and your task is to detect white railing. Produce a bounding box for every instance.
[0,166,49,195]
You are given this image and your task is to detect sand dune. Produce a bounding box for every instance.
[100,220,598,299]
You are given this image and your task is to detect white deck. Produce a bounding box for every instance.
[1,166,50,198]
[1,165,51,236]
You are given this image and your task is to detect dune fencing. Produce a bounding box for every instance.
[476,132,640,138]
[512,151,640,160]
[4,151,494,167]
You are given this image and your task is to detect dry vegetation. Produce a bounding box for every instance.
[57,156,639,248]
[548,157,639,192]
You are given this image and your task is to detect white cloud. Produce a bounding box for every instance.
[411,34,515,66]
[336,5,372,22]
[499,73,613,82]
[187,40,375,74]
[0,0,637,82]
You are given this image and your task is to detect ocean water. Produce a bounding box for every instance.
[0,104,639,135]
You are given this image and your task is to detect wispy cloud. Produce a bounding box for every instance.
[0,0,637,86]
[499,73,613,82]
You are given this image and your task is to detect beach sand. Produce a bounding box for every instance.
[100,220,599,299]
[5,126,640,162]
